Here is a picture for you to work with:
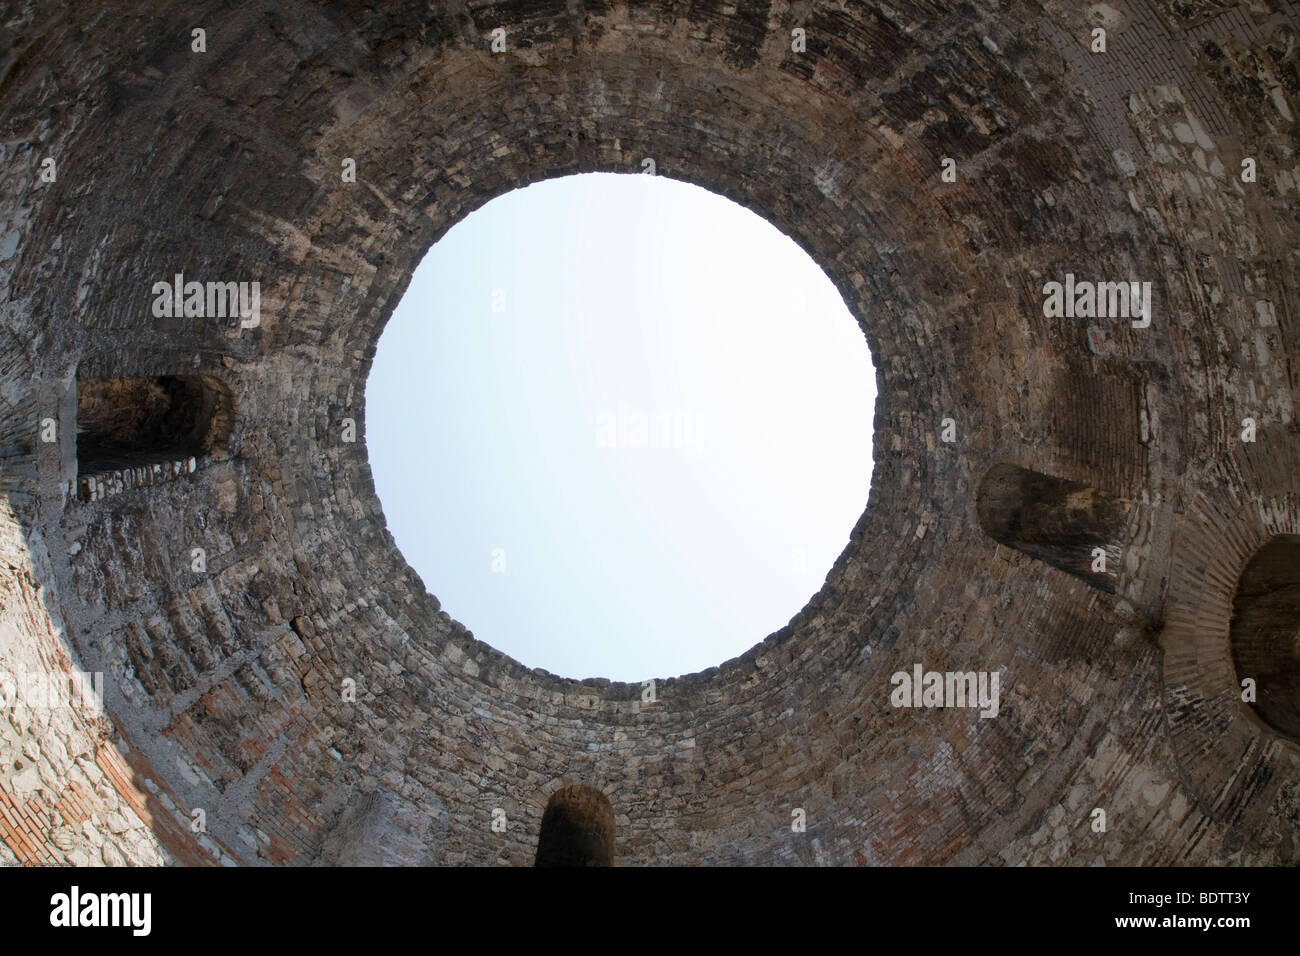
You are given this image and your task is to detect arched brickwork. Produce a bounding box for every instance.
[534,783,615,867]
[1230,535,1300,742]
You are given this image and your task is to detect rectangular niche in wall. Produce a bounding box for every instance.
[976,463,1132,593]
[74,375,233,501]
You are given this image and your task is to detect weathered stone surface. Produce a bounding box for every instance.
[0,0,1297,865]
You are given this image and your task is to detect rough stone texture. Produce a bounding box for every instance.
[0,0,1297,866]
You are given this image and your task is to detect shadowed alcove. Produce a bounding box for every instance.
[1230,535,1300,742]
[534,785,615,867]
[976,463,1132,593]
[76,375,234,477]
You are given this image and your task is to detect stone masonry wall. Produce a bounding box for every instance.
[0,0,1297,865]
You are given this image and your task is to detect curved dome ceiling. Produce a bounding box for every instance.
[0,0,1297,867]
